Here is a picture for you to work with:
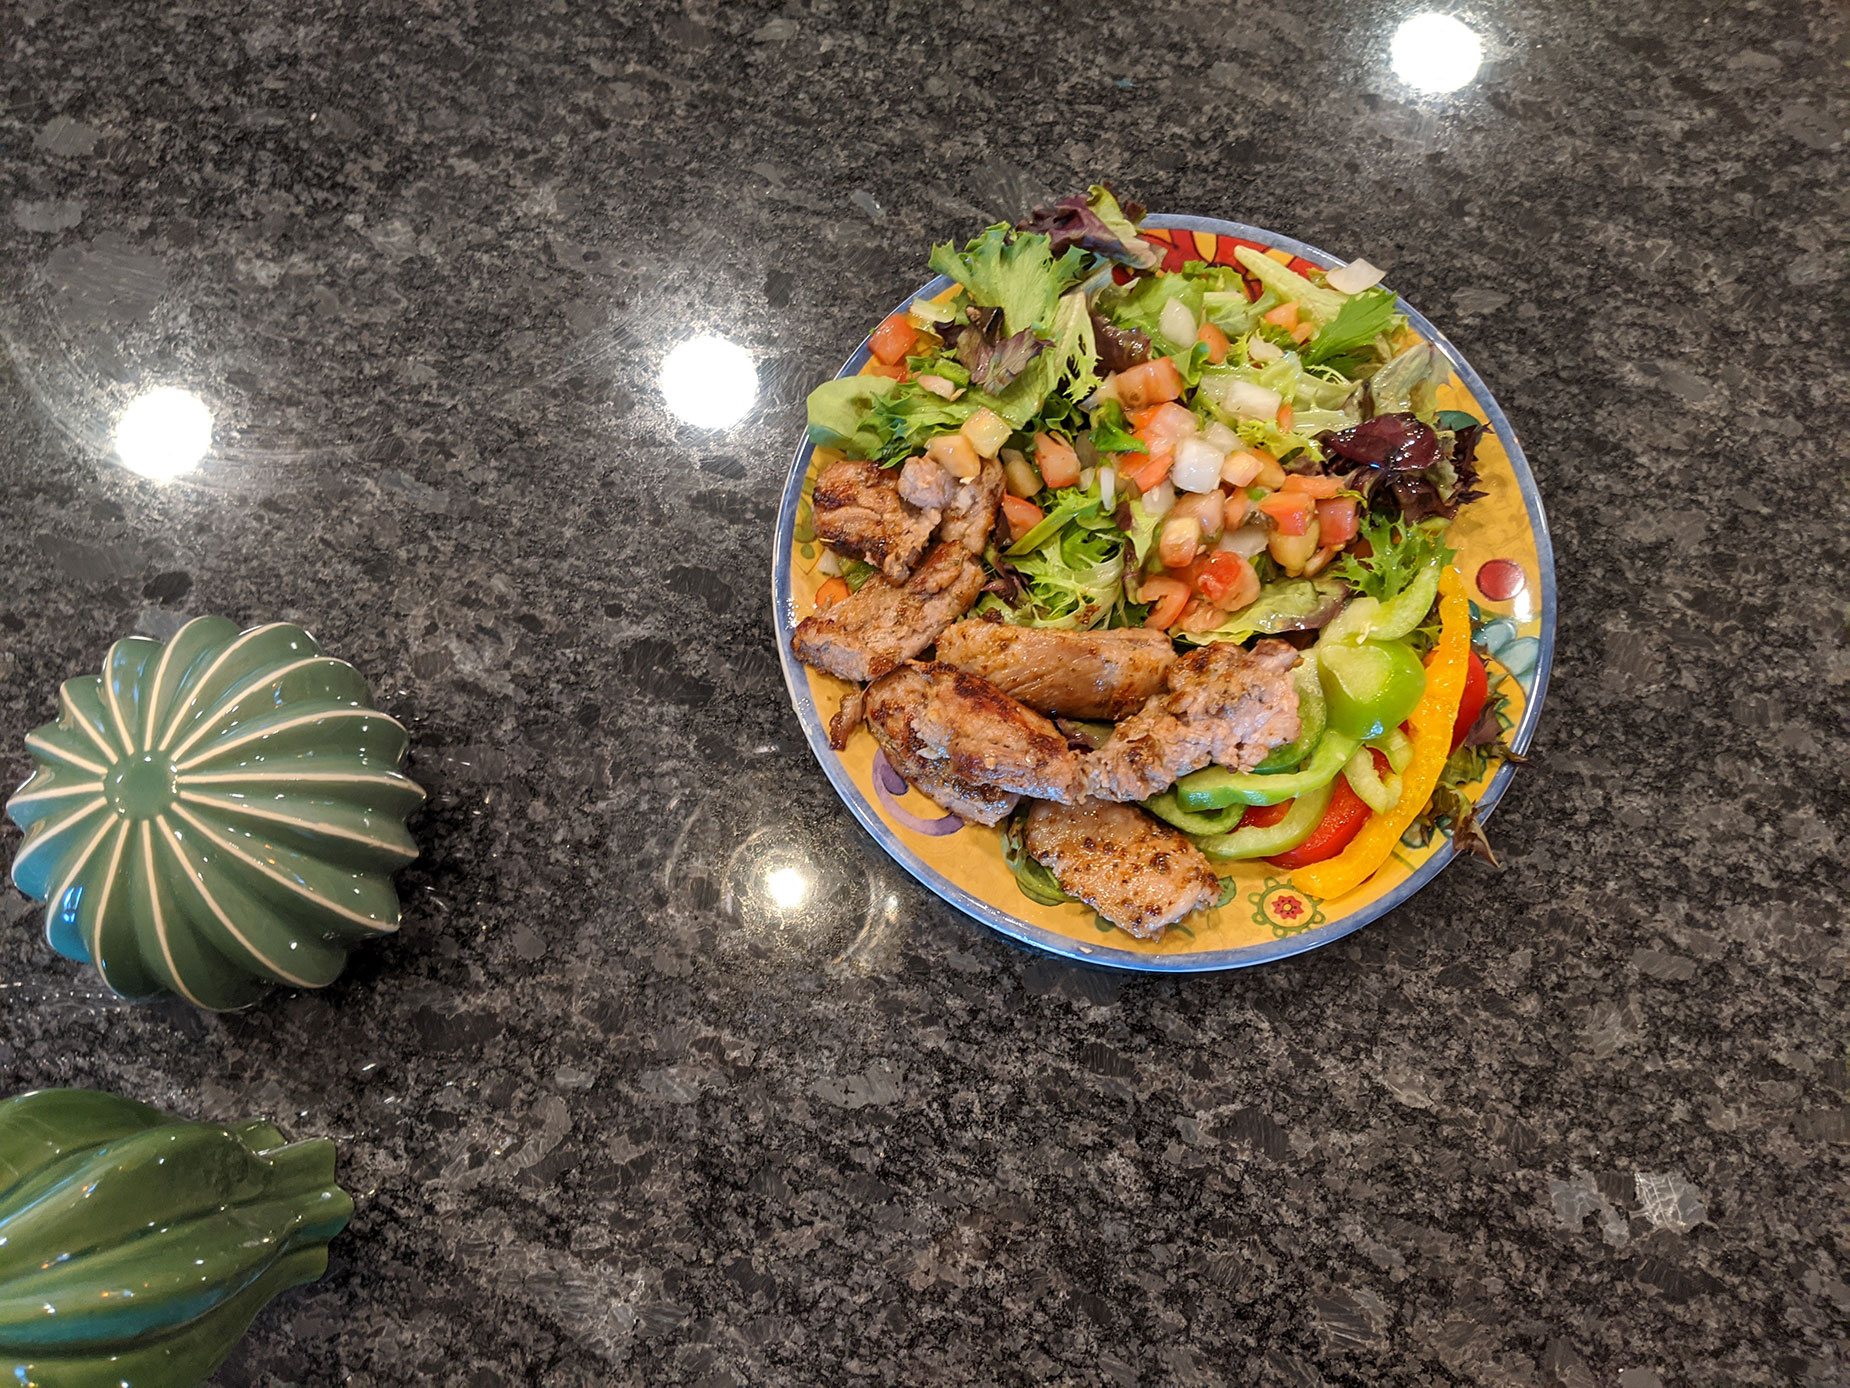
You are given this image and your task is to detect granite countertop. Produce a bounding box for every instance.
[2,2,1847,1384]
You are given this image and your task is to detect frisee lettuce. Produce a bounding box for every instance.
[1331,515,1455,603]
[929,225,1087,337]
[989,290,1099,428]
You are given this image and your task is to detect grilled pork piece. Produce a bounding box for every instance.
[812,458,938,582]
[934,620,1177,720]
[1084,640,1300,802]
[937,455,1005,554]
[1025,797,1220,939]
[791,543,986,683]
[863,662,1084,805]
[866,717,1020,825]
[898,457,959,511]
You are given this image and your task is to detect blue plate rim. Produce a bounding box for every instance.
[770,212,1555,973]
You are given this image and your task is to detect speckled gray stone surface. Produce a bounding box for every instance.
[2,2,1847,1384]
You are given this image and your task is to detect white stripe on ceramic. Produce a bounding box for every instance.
[154,623,292,752]
[166,802,394,931]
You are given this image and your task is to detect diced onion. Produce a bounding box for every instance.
[1201,420,1239,453]
[917,374,963,400]
[1098,465,1116,512]
[1079,467,1096,492]
[1171,436,1227,494]
[816,548,843,576]
[1247,335,1285,364]
[1159,298,1198,350]
[1143,480,1176,517]
[909,296,957,325]
[1221,521,1270,557]
[1218,379,1284,421]
[1325,258,1385,295]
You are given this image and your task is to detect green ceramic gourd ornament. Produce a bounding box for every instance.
[4,616,424,1010]
[0,1088,353,1387]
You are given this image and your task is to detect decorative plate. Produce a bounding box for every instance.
[772,215,1554,971]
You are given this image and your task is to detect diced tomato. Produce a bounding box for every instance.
[1001,494,1045,543]
[1282,474,1344,499]
[1139,576,1191,631]
[1034,432,1082,489]
[1239,799,1294,830]
[1258,490,1315,536]
[1223,490,1249,530]
[1449,649,1489,751]
[869,313,919,367]
[862,359,908,381]
[1116,357,1185,409]
[1197,322,1230,364]
[1131,401,1196,446]
[1267,751,1390,868]
[1129,451,1174,494]
[1262,301,1300,331]
[1193,551,1260,610]
[815,576,851,609]
[1316,497,1359,546]
[1276,402,1295,433]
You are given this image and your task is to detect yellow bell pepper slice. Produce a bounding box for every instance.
[1292,565,1472,901]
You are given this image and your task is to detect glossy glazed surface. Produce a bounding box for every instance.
[6,617,424,1010]
[1,3,1846,1384]
[0,1089,351,1387]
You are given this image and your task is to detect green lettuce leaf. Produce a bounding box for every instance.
[805,374,901,455]
[1088,399,1146,455]
[1331,515,1454,603]
[1232,246,1347,324]
[990,290,1099,428]
[1177,575,1349,644]
[1096,271,1205,345]
[929,225,1087,336]
[1085,186,1161,267]
[1303,287,1397,367]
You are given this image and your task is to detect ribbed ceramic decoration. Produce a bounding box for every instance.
[4,616,424,1010]
[0,1088,353,1388]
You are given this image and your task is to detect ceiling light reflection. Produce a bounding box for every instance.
[115,387,212,480]
[764,866,811,912]
[660,334,758,428]
[1391,13,1483,94]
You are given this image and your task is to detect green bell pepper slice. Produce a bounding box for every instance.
[1318,639,1427,741]
[1342,745,1402,814]
[1142,790,1246,837]
[1250,659,1327,774]
[1174,730,1361,810]
[1196,780,1336,861]
[1320,558,1442,647]
[1369,726,1413,774]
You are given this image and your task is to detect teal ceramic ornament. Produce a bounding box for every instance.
[0,1088,353,1388]
[5,616,424,1010]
